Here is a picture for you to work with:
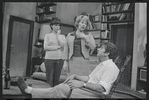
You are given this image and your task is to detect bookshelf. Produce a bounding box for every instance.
[100,2,135,44]
[102,3,134,23]
[35,2,57,23]
[89,3,135,56]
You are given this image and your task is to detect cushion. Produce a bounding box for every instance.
[40,62,46,72]
[31,72,46,81]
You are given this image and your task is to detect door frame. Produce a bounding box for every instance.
[110,23,134,86]
[6,15,34,76]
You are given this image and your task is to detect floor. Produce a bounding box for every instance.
[3,77,146,99]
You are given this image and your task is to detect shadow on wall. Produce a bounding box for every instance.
[137,27,147,66]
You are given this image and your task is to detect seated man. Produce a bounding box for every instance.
[17,42,119,98]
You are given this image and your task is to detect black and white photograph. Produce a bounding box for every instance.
[2,2,147,99]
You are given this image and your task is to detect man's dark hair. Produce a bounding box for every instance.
[100,42,117,59]
[50,17,61,29]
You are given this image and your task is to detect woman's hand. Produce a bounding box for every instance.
[79,33,89,43]
[66,80,84,89]
[63,60,68,71]
[56,29,61,35]
[63,74,75,84]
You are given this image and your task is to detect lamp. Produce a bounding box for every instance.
[39,23,52,40]
[35,24,51,46]
[34,24,51,58]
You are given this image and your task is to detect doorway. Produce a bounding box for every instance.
[111,24,134,87]
[6,15,34,77]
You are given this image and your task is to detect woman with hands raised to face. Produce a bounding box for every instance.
[63,13,96,77]
[44,17,66,87]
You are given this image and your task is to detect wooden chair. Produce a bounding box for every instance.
[67,55,131,98]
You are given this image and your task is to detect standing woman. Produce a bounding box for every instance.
[63,14,96,77]
[44,17,65,87]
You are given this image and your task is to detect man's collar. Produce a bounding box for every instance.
[101,59,113,66]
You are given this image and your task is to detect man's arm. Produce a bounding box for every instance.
[66,79,105,93]
[83,82,105,93]
[74,75,89,82]
[63,74,89,84]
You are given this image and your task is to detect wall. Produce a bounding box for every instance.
[131,3,147,90]
[56,3,102,24]
[78,3,102,15]
[56,3,79,25]
[2,2,39,68]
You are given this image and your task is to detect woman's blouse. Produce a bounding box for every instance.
[44,33,65,59]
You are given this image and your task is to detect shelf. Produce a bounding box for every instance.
[86,29,111,32]
[93,37,110,40]
[103,3,117,6]
[36,11,56,15]
[86,29,101,32]
[38,40,44,43]
[100,38,110,40]
[37,3,56,8]
[102,9,134,15]
[102,19,134,23]
[91,20,101,23]
[61,23,74,28]
[34,44,43,48]
[137,79,146,82]
[35,19,52,23]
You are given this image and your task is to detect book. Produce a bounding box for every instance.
[102,6,106,13]
[123,3,130,11]
[101,30,108,38]
[119,3,125,11]
[106,6,111,13]
[116,4,121,11]
[128,3,134,10]
[125,13,131,20]
[119,13,126,20]
[101,23,107,30]
[109,14,121,21]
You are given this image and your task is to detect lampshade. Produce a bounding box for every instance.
[39,24,52,40]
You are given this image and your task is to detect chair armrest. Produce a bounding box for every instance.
[79,87,107,98]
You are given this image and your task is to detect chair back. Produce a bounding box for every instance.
[107,55,131,98]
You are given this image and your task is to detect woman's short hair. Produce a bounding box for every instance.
[50,17,61,29]
[74,14,92,30]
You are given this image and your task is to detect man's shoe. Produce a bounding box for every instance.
[17,77,28,94]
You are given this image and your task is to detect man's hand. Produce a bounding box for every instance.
[63,74,75,84]
[56,45,61,50]
[66,80,84,89]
